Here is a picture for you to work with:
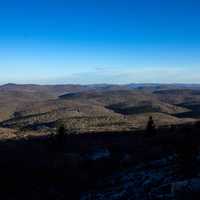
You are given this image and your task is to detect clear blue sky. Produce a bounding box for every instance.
[0,0,200,84]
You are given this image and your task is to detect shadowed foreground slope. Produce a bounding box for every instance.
[0,123,200,199]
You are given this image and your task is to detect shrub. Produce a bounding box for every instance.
[49,124,67,153]
[146,116,156,136]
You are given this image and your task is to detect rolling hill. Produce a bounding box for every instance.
[0,84,200,134]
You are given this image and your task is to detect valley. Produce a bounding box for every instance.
[0,83,200,137]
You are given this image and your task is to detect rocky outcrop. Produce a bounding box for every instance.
[81,156,200,200]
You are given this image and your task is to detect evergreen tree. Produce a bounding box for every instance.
[146,116,156,135]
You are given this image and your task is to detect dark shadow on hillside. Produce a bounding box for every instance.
[0,134,81,200]
[0,123,200,199]
[106,104,160,115]
[175,103,200,118]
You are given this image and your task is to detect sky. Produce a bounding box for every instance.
[0,0,200,84]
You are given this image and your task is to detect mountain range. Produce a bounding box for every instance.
[0,83,200,136]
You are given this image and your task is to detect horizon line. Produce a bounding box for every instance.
[2,82,200,86]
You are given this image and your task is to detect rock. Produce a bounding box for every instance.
[143,175,162,193]
[84,147,111,161]
[149,183,172,200]
[172,178,200,199]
